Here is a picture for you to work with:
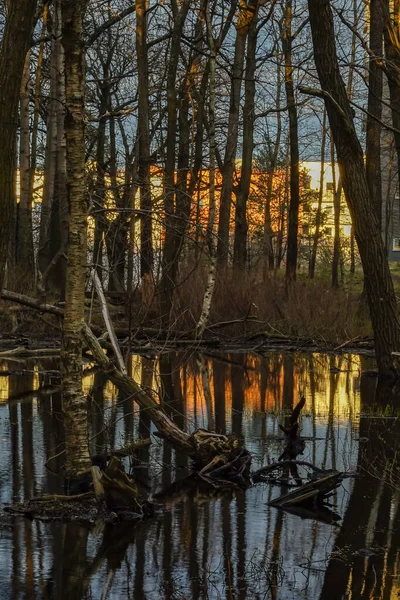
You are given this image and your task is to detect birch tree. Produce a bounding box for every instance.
[61,0,91,485]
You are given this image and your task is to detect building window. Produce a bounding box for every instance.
[393,237,400,251]
[343,225,351,236]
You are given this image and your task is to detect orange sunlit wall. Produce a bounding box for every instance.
[187,168,290,237]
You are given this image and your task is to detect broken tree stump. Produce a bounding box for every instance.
[279,395,306,460]
[101,457,143,514]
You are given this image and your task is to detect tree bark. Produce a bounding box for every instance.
[306,0,400,378]
[61,0,91,483]
[0,0,37,292]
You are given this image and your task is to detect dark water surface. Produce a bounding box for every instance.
[0,352,399,599]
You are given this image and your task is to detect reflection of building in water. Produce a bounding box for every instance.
[0,362,9,403]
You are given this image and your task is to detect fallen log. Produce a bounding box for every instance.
[269,471,343,507]
[0,346,61,357]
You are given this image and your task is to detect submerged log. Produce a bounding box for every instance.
[269,471,343,507]
[252,460,325,483]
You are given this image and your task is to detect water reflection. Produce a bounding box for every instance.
[0,352,399,599]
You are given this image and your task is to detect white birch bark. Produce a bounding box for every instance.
[91,269,127,375]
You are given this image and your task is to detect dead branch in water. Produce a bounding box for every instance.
[252,459,325,482]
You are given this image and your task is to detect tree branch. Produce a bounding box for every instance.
[86,4,136,47]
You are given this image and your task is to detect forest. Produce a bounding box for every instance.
[0,0,400,598]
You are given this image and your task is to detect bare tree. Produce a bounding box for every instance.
[305,0,400,377]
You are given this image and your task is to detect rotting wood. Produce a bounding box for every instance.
[101,457,142,513]
[91,466,105,501]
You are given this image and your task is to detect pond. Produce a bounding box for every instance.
[0,351,399,599]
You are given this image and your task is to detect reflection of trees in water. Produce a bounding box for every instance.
[319,374,400,599]
[2,353,400,598]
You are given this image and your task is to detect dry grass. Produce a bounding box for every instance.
[172,265,372,344]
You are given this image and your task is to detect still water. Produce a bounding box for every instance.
[0,351,399,599]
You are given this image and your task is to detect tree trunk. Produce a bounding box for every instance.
[17,51,35,281]
[0,0,37,292]
[263,59,282,274]
[38,25,58,277]
[106,115,127,294]
[283,0,300,282]
[306,0,400,378]
[309,110,327,279]
[234,4,258,270]
[92,81,109,281]
[29,7,47,265]
[158,0,191,327]
[366,0,383,228]
[331,137,342,289]
[136,0,154,291]
[61,0,91,484]
[196,3,218,338]
[383,0,400,190]
[47,0,68,298]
